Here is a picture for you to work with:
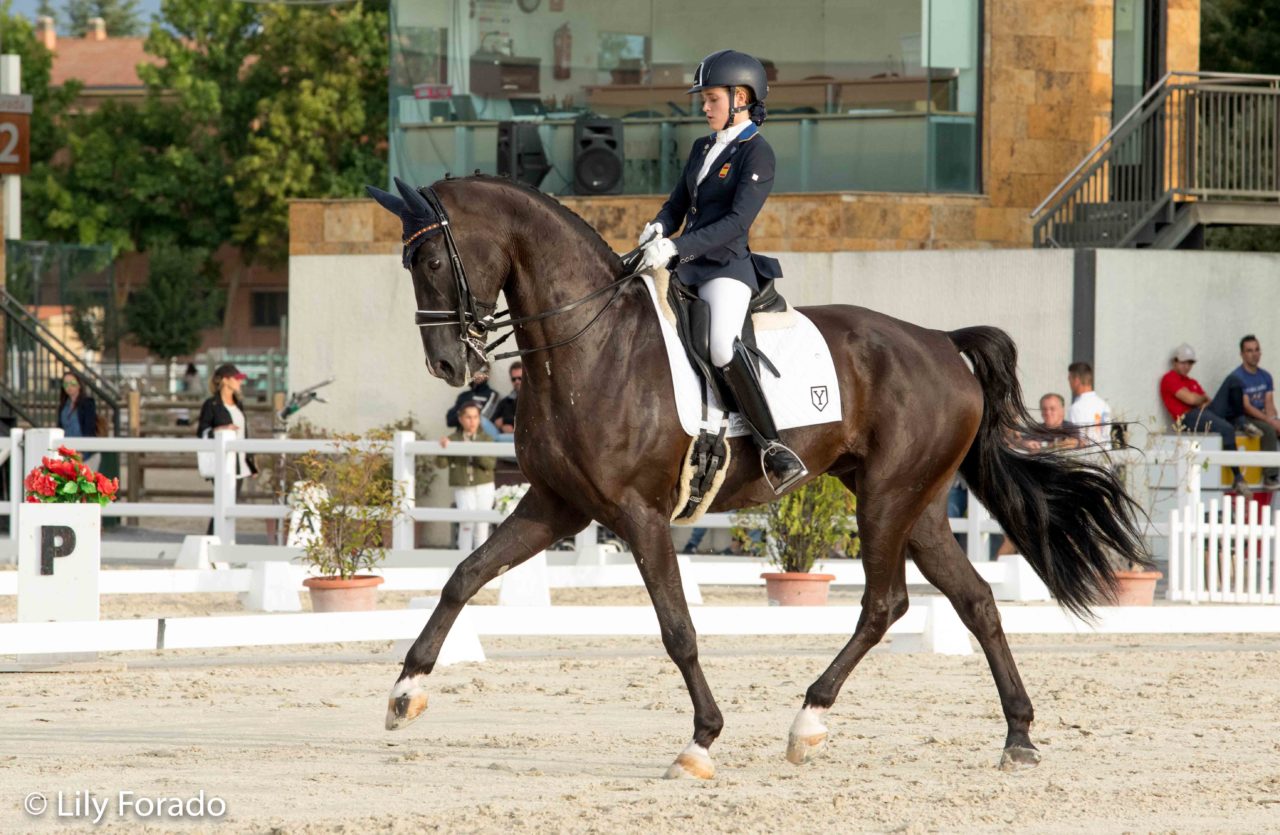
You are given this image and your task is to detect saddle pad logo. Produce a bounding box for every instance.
[810,385,829,411]
[718,163,731,179]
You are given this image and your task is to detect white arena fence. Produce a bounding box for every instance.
[1169,496,1280,604]
[0,427,1004,561]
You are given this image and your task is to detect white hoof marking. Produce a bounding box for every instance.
[386,674,429,731]
[664,741,715,780]
[786,706,829,765]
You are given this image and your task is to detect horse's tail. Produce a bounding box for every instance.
[948,326,1151,618]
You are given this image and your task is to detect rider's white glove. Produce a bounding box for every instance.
[637,221,664,246]
[638,237,678,272]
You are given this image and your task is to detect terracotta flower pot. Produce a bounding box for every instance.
[1112,569,1162,606]
[302,575,384,612]
[761,572,836,606]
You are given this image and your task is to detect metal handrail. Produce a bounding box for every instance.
[0,293,122,430]
[0,287,120,401]
[1030,70,1280,219]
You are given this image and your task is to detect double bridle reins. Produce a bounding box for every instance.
[409,186,644,363]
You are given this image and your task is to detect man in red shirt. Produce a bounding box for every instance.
[1160,342,1251,496]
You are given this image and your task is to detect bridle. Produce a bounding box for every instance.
[408,185,644,364]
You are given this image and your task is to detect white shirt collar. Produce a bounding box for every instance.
[713,118,753,145]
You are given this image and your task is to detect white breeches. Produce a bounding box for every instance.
[696,277,753,367]
[454,482,496,553]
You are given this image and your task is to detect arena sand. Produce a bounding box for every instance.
[1,586,1279,833]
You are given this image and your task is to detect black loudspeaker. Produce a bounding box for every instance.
[496,121,551,188]
[572,117,624,195]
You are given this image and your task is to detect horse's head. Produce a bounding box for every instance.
[366,177,511,387]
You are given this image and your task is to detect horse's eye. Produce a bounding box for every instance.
[428,258,443,270]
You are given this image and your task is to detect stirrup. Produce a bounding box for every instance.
[760,442,808,495]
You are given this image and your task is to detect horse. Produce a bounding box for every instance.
[366,174,1147,779]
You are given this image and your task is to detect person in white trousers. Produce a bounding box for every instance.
[437,402,497,553]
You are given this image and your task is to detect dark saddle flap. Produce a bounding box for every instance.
[666,273,786,408]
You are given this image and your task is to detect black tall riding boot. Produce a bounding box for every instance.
[719,339,808,494]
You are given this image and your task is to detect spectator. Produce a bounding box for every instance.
[493,361,523,435]
[182,363,202,394]
[1067,362,1113,448]
[1015,393,1080,451]
[683,526,709,554]
[437,401,497,553]
[197,363,259,534]
[446,371,501,437]
[58,370,101,470]
[1159,343,1251,496]
[1232,335,1280,489]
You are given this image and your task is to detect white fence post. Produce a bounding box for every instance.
[8,427,24,544]
[212,429,236,544]
[965,491,989,563]
[575,521,603,566]
[391,431,415,550]
[1175,439,1202,517]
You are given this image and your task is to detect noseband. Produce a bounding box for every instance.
[407,185,643,365]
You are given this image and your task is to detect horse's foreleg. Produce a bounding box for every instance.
[788,474,913,765]
[907,499,1040,770]
[385,487,588,731]
[619,511,723,780]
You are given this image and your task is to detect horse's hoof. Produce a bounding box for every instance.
[664,742,715,780]
[785,706,829,765]
[998,745,1041,771]
[385,674,429,731]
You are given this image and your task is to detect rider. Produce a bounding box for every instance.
[635,49,807,493]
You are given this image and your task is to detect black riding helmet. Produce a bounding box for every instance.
[686,49,769,130]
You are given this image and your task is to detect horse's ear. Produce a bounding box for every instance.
[393,176,433,219]
[365,185,404,216]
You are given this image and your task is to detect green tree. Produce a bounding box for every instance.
[231,2,390,263]
[63,0,143,37]
[124,244,222,362]
[1201,0,1280,76]
[36,0,57,26]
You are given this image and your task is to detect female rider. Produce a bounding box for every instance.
[636,49,807,493]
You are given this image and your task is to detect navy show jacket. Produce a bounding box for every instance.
[652,125,783,291]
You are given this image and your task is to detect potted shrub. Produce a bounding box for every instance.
[294,433,404,612]
[1110,417,1182,605]
[733,475,858,606]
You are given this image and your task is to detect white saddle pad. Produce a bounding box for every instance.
[641,273,843,439]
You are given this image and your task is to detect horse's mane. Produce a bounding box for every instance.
[442,174,623,275]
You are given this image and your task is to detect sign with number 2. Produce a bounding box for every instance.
[0,113,30,175]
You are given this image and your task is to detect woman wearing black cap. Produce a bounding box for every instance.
[634,49,805,494]
[197,363,257,532]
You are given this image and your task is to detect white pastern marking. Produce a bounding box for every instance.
[390,673,427,701]
[790,705,829,738]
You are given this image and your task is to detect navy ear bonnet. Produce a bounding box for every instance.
[365,177,446,269]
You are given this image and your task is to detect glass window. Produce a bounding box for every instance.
[390,0,981,195]
[250,291,287,328]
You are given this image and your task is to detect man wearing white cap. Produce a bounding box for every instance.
[1160,343,1252,497]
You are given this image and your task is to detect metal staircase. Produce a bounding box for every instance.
[0,287,121,431]
[1032,72,1280,248]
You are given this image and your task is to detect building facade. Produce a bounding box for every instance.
[382,0,1200,250]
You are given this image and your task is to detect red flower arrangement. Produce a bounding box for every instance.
[25,446,118,505]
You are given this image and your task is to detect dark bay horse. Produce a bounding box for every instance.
[368,174,1146,779]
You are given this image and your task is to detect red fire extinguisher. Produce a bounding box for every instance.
[553,23,571,80]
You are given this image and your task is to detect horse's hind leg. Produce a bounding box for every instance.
[787,472,913,765]
[613,507,723,780]
[906,497,1040,770]
[386,486,588,731]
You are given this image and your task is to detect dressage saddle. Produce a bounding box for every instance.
[620,248,787,412]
